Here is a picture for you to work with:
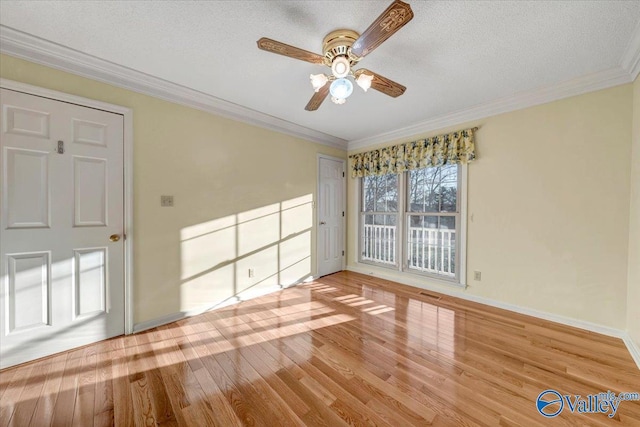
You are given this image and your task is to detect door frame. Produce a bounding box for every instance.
[0,78,135,335]
[316,154,346,276]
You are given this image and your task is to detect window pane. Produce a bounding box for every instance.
[362,214,397,265]
[407,215,456,276]
[407,165,457,213]
[362,174,398,212]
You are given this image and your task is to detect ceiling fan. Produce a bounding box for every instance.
[257,0,414,111]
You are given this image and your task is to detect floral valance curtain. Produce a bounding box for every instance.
[349,127,477,178]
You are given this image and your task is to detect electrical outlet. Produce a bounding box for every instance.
[160,195,174,207]
[248,268,254,278]
[474,271,482,281]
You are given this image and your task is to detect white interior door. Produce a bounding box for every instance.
[0,88,125,369]
[318,156,345,277]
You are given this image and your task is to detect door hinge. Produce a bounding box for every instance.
[342,211,344,217]
[56,140,65,154]
[342,251,344,256]
[342,171,345,177]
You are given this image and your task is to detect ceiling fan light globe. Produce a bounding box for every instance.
[331,56,351,78]
[329,78,353,99]
[310,73,329,92]
[356,73,374,92]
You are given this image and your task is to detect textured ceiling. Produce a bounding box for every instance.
[1,1,639,143]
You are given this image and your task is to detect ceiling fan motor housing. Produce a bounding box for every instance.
[322,29,361,67]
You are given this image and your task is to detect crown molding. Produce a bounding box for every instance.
[0,26,347,149]
[621,20,640,82]
[348,67,632,151]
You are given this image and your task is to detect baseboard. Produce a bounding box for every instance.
[132,278,315,334]
[623,334,640,370]
[133,312,188,334]
[132,298,241,333]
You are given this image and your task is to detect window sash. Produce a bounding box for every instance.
[360,213,399,267]
[361,174,399,213]
[360,174,401,268]
[404,213,459,281]
[407,164,459,213]
[403,165,461,282]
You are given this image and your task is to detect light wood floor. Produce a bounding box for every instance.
[1,271,639,426]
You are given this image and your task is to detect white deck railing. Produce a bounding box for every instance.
[362,224,396,265]
[362,224,455,276]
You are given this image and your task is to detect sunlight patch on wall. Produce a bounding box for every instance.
[179,195,314,313]
[237,203,280,256]
[279,231,311,286]
[180,264,234,314]
[235,246,279,297]
[180,215,236,280]
[281,194,313,238]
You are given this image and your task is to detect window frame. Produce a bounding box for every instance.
[358,164,467,286]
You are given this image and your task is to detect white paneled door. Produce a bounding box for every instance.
[0,88,125,369]
[317,157,345,277]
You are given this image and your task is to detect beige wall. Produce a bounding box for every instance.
[0,54,346,325]
[629,75,640,346]
[348,85,633,329]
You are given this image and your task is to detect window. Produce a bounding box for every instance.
[361,174,399,265]
[359,165,463,283]
[406,165,458,278]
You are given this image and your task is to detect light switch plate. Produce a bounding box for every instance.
[160,195,174,207]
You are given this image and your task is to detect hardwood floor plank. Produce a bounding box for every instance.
[0,363,34,425]
[72,345,97,427]
[147,327,200,426]
[277,367,349,427]
[126,335,160,427]
[129,373,157,426]
[211,342,306,426]
[0,369,16,403]
[191,366,244,427]
[111,338,134,426]
[285,340,395,426]
[133,332,178,426]
[184,327,265,426]
[314,339,438,424]
[50,348,83,426]
[92,342,115,426]
[231,340,310,418]
[7,360,49,427]
[30,353,67,427]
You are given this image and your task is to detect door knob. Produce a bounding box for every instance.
[320,221,326,225]
[109,234,120,242]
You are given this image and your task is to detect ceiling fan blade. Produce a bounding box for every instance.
[356,69,406,97]
[257,38,325,65]
[350,0,414,58]
[305,84,330,111]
